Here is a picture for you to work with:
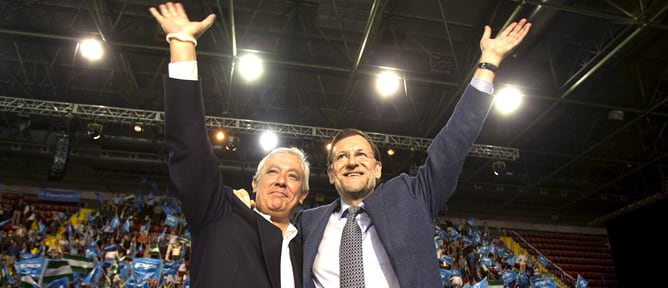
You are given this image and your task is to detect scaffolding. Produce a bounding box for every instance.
[0,95,519,161]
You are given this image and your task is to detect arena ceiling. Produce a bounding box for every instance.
[0,0,667,228]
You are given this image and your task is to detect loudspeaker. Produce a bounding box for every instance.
[48,133,70,180]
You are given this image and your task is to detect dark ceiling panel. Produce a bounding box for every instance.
[0,0,667,227]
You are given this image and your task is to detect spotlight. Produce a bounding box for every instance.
[133,124,144,133]
[14,113,31,133]
[49,133,70,180]
[387,149,395,157]
[87,123,103,140]
[492,160,506,176]
[259,131,278,151]
[226,136,239,151]
[80,38,104,61]
[215,130,225,142]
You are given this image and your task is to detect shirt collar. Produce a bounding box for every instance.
[254,208,298,239]
[338,199,366,220]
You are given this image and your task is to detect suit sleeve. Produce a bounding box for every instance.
[410,84,494,217]
[164,77,226,232]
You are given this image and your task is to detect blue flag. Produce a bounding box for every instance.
[502,270,517,284]
[537,255,548,267]
[95,192,103,204]
[531,276,556,288]
[0,218,10,227]
[164,215,179,227]
[46,276,69,288]
[576,275,588,288]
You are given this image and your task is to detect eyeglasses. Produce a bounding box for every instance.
[333,150,374,164]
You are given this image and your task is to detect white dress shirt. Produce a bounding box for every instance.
[168,61,297,288]
[313,201,400,288]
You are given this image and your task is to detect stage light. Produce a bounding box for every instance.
[49,133,70,180]
[259,131,278,152]
[133,124,144,133]
[15,113,31,133]
[238,54,263,81]
[492,160,506,176]
[376,70,401,97]
[494,86,522,114]
[215,130,225,142]
[226,136,239,151]
[80,38,104,61]
[87,123,103,140]
[387,148,395,156]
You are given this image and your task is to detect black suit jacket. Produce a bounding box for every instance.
[164,77,303,288]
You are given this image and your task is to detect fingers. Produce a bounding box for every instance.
[233,189,252,208]
[201,14,217,31]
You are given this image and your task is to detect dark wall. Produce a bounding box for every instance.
[607,196,667,287]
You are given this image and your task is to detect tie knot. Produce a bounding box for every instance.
[346,206,362,219]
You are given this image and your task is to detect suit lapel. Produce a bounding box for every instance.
[289,236,303,288]
[257,216,283,288]
[303,202,339,269]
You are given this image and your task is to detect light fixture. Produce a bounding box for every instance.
[259,131,278,152]
[494,85,522,114]
[387,148,395,156]
[133,124,144,133]
[238,54,263,81]
[86,123,103,140]
[376,70,401,97]
[492,160,506,176]
[49,133,70,180]
[226,136,239,151]
[15,113,31,133]
[79,38,104,61]
[215,130,225,142]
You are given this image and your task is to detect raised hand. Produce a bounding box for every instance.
[149,2,215,39]
[480,18,532,65]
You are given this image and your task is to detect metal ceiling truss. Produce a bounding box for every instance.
[0,95,519,160]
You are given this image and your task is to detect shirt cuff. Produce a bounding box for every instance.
[470,77,493,95]
[168,61,198,81]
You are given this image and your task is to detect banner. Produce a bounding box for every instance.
[16,256,45,280]
[37,188,81,203]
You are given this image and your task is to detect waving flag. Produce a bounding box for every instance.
[502,270,517,284]
[16,256,45,280]
[162,259,183,276]
[131,258,162,282]
[62,254,94,275]
[45,276,68,288]
[164,215,179,227]
[531,276,556,288]
[122,218,131,234]
[537,255,548,267]
[19,274,40,288]
[39,259,73,285]
[95,192,103,204]
[576,274,588,288]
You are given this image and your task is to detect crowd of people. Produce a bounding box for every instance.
[0,193,582,288]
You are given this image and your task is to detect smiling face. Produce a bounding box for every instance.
[328,134,382,206]
[252,152,308,220]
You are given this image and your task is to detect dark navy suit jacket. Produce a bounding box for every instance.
[297,84,493,288]
[164,78,303,288]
